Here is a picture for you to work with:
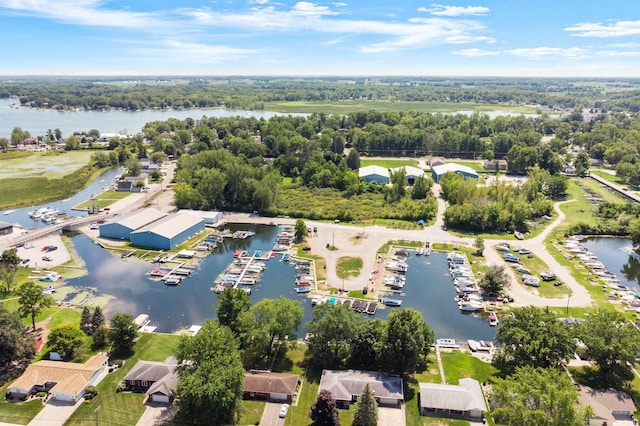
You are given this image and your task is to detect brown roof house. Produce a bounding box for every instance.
[124,359,178,404]
[9,353,108,403]
[579,385,637,426]
[318,369,404,408]
[429,157,446,168]
[243,371,299,403]
[419,378,486,420]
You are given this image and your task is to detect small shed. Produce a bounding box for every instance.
[358,166,390,184]
[0,221,13,236]
[429,157,446,168]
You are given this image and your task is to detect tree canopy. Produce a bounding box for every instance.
[381,308,434,375]
[108,312,138,356]
[47,324,85,359]
[17,281,54,331]
[309,389,340,426]
[0,304,34,366]
[307,303,363,368]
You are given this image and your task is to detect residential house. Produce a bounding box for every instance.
[483,159,508,171]
[429,157,446,168]
[579,385,637,426]
[8,353,108,402]
[123,359,178,404]
[116,173,149,192]
[243,371,299,403]
[318,369,404,408]
[419,378,486,420]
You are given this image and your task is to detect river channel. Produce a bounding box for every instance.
[582,237,640,290]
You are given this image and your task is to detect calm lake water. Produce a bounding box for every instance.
[65,224,496,340]
[0,98,306,139]
[582,237,640,289]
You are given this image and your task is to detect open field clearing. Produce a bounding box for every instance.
[263,100,537,114]
[0,151,94,179]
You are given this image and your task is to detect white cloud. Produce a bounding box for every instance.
[292,2,338,16]
[504,47,590,59]
[332,2,348,7]
[607,42,640,48]
[0,0,162,28]
[138,40,262,63]
[565,20,640,37]
[452,48,499,57]
[418,4,490,17]
[599,50,640,57]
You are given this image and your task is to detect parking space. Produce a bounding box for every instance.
[260,402,285,426]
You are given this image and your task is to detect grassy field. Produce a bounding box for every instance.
[0,151,94,180]
[65,333,180,426]
[336,256,363,279]
[440,350,498,384]
[510,250,571,298]
[263,100,537,115]
[360,158,419,169]
[74,190,131,210]
[239,400,266,425]
[0,391,44,425]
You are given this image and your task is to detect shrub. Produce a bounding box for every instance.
[84,386,98,400]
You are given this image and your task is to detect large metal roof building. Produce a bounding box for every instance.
[129,212,205,250]
[99,208,167,241]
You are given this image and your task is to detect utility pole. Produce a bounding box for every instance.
[95,405,100,426]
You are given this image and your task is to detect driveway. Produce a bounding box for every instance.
[378,405,406,426]
[135,402,177,426]
[27,399,85,426]
[259,402,285,426]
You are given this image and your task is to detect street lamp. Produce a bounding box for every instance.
[566,287,572,315]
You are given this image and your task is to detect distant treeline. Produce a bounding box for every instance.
[2,76,640,112]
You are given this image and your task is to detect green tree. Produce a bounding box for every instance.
[174,320,244,426]
[309,389,340,426]
[410,175,430,200]
[47,324,85,359]
[491,366,584,426]
[215,288,252,335]
[80,306,92,333]
[0,248,20,293]
[474,236,485,256]
[381,308,434,375]
[17,281,54,331]
[353,384,377,426]
[630,220,640,250]
[494,306,576,372]
[0,304,34,366]
[10,127,27,146]
[108,312,138,355]
[54,128,62,140]
[479,264,509,294]
[64,135,80,150]
[251,297,303,360]
[346,149,360,170]
[150,151,165,165]
[125,157,141,176]
[574,152,589,176]
[295,218,308,241]
[92,326,109,350]
[91,306,105,333]
[349,319,386,369]
[0,137,9,151]
[577,309,640,385]
[307,303,362,368]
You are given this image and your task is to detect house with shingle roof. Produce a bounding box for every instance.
[579,385,637,426]
[318,369,404,408]
[243,371,299,403]
[418,378,486,420]
[124,359,178,404]
[9,353,108,402]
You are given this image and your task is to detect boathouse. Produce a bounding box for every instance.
[431,163,478,183]
[99,208,167,241]
[358,165,390,184]
[129,212,205,250]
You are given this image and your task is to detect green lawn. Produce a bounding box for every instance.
[512,251,571,298]
[360,159,419,169]
[0,393,44,425]
[263,100,537,115]
[65,333,180,426]
[336,256,363,279]
[74,190,132,210]
[440,350,498,384]
[239,400,265,425]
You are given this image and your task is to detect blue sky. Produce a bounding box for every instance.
[0,0,638,76]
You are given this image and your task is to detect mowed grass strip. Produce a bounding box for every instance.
[74,190,132,210]
[360,158,419,169]
[336,256,363,279]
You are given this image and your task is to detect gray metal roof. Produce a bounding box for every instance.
[131,212,204,239]
[107,208,167,231]
[419,378,486,412]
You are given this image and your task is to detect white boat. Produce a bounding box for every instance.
[458,301,483,312]
[489,312,499,326]
[436,338,460,348]
[381,296,402,306]
[3,210,15,215]
[385,261,408,272]
[415,247,423,256]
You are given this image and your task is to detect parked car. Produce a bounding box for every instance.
[41,245,53,251]
[279,404,289,418]
[21,258,30,264]
[24,243,35,249]
[42,256,53,261]
[45,246,58,252]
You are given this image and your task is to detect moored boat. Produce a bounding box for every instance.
[295,287,310,294]
[488,312,499,326]
[381,296,402,306]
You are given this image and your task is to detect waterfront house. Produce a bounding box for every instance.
[419,378,486,420]
[358,166,390,184]
[318,369,404,408]
[116,174,149,192]
[579,385,637,426]
[8,353,108,402]
[243,371,299,403]
[124,359,178,404]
